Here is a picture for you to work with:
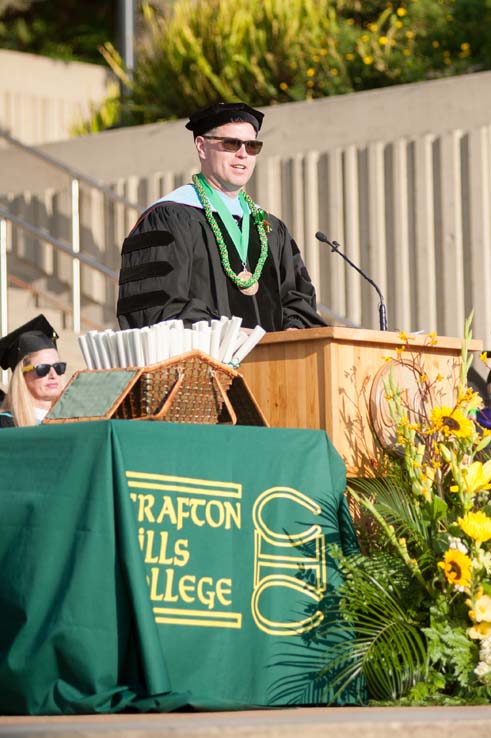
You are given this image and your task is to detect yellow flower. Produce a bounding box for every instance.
[450,460,491,497]
[469,621,491,640]
[480,352,489,363]
[368,23,377,32]
[458,511,491,543]
[279,82,288,91]
[395,20,403,29]
[363,56,374,65]
[474,595,491,623]
[459,387,483,413]
[306,68,315,77]
[379,36,388,45]
[397,7,407,16]
[320,49,328,56]
[429,406,474,438]
[461,42,471,51]
[432,40,440,48]
[406,31,414,39]
[361,34,370,42]
[438,549,472,588]
[345,52,355,61]
[331,68,338,76]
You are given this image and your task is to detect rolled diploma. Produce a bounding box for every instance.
[115,330,128,367]
[230,325,266,365]
[210,320,222,360]
[102,330,119,368]
[122,329,138,366]
[141,326,157,365]
[197,323,211,355]
[78,334,95,369]
[97,332,112,369]
[183,328,194,352]
[169,325,184,357]
[154,321,170,362]
[86,330,103,369]
[220,316,243,364]
[131,329,145,366]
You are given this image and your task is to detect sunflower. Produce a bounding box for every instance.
[429,406,474,438]
[450,460,491,497]
[438,548,472,588]
[458,511,491,543]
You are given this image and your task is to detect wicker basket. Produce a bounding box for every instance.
[114,351,238,424]
[44,350,268,426]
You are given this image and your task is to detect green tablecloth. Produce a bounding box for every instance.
[0,420,362,714]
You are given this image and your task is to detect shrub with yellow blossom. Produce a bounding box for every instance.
[77,0,491,132]
[316,315,491,704]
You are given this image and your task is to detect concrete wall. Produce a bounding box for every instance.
[1,70,491,349]
[0,50,113,147]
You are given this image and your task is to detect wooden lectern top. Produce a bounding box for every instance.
[240,326,482,477]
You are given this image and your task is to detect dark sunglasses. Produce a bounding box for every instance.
[202,135,263,155]
[22,362,67,378]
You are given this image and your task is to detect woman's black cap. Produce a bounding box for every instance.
[0,314,58,371]
[185,102,264,138]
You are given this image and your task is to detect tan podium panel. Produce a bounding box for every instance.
[240,327,482,477]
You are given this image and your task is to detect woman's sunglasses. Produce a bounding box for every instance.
[22,362,67,378]
[202,135,263,156]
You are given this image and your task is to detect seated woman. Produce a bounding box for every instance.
[0,314,66,428]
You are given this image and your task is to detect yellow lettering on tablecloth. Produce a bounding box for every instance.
[251,487,327,636]
[127,471,242,629]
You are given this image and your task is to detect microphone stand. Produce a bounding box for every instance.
[315,232,388,331]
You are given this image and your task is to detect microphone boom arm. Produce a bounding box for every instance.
[316,232,388,331]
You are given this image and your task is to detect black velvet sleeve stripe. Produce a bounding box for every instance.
[122,230,175,253]
[117,290,170,316]
[119,261,173,285]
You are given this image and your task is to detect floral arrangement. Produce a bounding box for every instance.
[318,316,491,704]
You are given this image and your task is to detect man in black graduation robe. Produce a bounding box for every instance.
[116,102,326,332]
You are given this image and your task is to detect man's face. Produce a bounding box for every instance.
[195,121,259,196]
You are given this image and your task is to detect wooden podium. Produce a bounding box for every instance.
[240,327,482,477]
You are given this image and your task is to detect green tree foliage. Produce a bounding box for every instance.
[0,0,115,63]
[91,0,491,131]
[3,1,491,132]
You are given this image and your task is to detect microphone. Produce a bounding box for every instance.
[315,231,388,331]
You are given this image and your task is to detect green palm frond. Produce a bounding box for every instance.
[349,477,439,578]
[351,477,429,545]
[268,550,428,704]
[321,551,428,702]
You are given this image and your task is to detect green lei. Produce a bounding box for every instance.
[192,173,269,290]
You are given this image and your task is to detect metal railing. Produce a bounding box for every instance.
[0,128,142,334]
[0,206,118,340]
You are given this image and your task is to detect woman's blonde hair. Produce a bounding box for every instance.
[2,356,37,427]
